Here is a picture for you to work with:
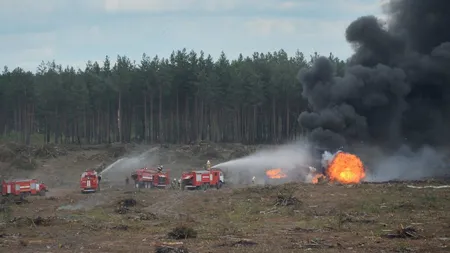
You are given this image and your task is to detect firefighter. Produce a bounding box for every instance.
[172,178,177,189]
[157,165,163,172]
[252,176,256,184]
[19,193,26,203]
[206,160,211,170]
[125,176,129,185]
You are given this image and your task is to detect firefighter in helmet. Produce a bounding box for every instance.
[157,165,163,172]
[206,160,211,171]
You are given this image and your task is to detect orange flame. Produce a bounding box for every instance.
[265,168,287,179]
[327,152,365,184]
[312,174,326,184]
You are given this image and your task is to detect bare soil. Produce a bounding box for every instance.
[0,143,449,253]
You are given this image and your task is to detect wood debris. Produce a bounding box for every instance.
[383,224,423,239]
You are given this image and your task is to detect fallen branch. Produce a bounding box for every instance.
[155,245,190,253]
[274,194,301,207]
[382,224,423,239]
[303,238,334,248]
[406,185,450,189]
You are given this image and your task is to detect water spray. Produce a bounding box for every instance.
[212,142,315,185]
[99,147,160,183]
[100,158,125,175]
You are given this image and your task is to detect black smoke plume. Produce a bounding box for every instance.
[298,0,450,151]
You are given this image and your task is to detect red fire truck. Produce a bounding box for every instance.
[181,169,224,190]
[131,167,170,189]
[1,179,48,196]
[80,170,102,193]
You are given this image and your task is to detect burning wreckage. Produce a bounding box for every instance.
[264,150,366,185]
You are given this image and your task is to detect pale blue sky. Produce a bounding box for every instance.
[0,0,386,72]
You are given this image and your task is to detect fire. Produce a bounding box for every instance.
[312,174,326,184]
[265,168,287,179]
[327,152,365,184]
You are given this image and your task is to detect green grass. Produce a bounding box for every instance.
[3,182,450,252]
[0,132,47,145]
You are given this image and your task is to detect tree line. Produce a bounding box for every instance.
[0,49,345,145]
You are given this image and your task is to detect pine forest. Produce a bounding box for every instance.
[0,49,345,145]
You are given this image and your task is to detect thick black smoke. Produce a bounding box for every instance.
[298,0,450,151]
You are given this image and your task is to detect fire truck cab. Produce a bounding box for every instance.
[131,167,170,189]
[80,170,102,193]
[181,169,224,190]
[2,179,48,196]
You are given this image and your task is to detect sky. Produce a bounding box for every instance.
[0,0,387,72]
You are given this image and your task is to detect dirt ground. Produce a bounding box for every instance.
[1,143,450,253]
[0,142,257,186]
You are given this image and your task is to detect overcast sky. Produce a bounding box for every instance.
[0,0,386,72]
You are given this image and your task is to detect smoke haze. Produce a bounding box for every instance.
[100,147,160,184]
[57,194,106,211]
[363,145,449,182]
[212,140,315,184]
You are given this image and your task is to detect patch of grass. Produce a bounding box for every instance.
[0,203,12,222]
[4,181,450,252]
[295,217,335,230]
[0,132,46,145]
[85,207,117,221]
[227,200,265,222]
[418,193,439,208]
[10,156,37,170]
[231,184,280,196]
[358,201,381,214]
[168,224,198,239]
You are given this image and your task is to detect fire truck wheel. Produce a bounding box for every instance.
[216,181,222,189]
